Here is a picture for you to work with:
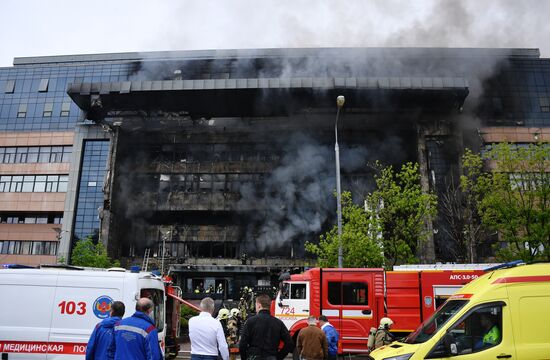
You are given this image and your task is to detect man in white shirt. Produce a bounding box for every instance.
[189,297,230,360]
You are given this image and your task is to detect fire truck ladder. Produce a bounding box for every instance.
[142,248,151,272]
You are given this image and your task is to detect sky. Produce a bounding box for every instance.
[1,0,549,67]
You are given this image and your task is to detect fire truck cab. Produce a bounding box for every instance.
[274,266,490,354]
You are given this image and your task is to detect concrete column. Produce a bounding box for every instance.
[416,125,436,263]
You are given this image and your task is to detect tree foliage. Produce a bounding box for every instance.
[475,142,550,262]
[71,236,120,268]
[451,149,492,262]
[307,162,436,268]
[305,191,384,268]
[367,162,438,267]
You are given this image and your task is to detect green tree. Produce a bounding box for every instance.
[180,304,199,335]
[367,162,438,267]
[453,149,493,263]
[478,142,550,262]
[70,236,120,268]
[305,191,384,268]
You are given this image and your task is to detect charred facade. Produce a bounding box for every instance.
[2,48,550,295]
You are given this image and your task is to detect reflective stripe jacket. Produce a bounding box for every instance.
[86,316,121,360]
[483,325,501,345]
[114,311,162,360]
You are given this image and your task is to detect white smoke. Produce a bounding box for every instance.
[153,0,549,56]
[3,0,549,68]
[236,131,406,253]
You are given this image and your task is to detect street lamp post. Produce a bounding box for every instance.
[160,230,170,275]
[335,95,345,268]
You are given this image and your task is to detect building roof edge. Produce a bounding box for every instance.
[12,47,541,66]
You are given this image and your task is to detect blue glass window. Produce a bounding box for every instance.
[73,140,109,241]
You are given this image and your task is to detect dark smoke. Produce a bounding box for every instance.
[236,131,406,253]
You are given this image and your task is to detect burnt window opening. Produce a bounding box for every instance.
[492,97,504,116]
[187,241,237,258]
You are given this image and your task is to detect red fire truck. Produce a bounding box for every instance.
[272,264,494,354]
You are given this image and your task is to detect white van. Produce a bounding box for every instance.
[0,267,166,359]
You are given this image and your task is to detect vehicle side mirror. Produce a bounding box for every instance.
[425,333,458,359]
[443,333,458,356]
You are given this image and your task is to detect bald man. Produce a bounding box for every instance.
[114,297,162,360]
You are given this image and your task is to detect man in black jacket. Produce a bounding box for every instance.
[239,294,294,360]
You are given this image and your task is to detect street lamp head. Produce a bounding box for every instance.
[336,95,345,108]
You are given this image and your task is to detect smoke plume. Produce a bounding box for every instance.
[236,131,406,254]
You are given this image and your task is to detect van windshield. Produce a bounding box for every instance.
[403,300,468,344]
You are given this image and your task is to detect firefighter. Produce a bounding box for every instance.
[238,297,248,320]
[229,308,241,326]
[217,308,230,337]
[374,317,395,349]
[226,308,241,360]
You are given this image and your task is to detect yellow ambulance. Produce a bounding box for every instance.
[369,262,550,360]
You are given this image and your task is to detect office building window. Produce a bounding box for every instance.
[0,146,72,164]
[540,97,550,112]
[43,103,53,117]
[38,78,49,92]
[0,174,68,193]
[4,80,15,93]
[73,140,109,240]
[17,104,27,118]
[0,240,57,255]
[0,213,63,225]
[60,102,71,117]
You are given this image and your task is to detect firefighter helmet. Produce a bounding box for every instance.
[230,308,240,318]
[379,317,394,329]
[217,308,230,320]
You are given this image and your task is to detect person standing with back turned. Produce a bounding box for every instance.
[114,297,162,360]
[297,316,327,360]
[318,315,339,360]
[239,293,294,360]
[86,301,125,360]
[188,297,229,360]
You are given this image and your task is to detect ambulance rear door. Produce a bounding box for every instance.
[48,271,125,359]
[0,269,58,359]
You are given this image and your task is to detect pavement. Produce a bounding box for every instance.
[173,341,369,360]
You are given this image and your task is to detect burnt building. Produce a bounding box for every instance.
[1,48,549,295]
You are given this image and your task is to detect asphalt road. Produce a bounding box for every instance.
[174,350,370,360]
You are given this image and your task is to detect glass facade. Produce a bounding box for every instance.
[72,140,109,241]
[0,62,132,131]
[482,59,550,127]
[1,48,550,265]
